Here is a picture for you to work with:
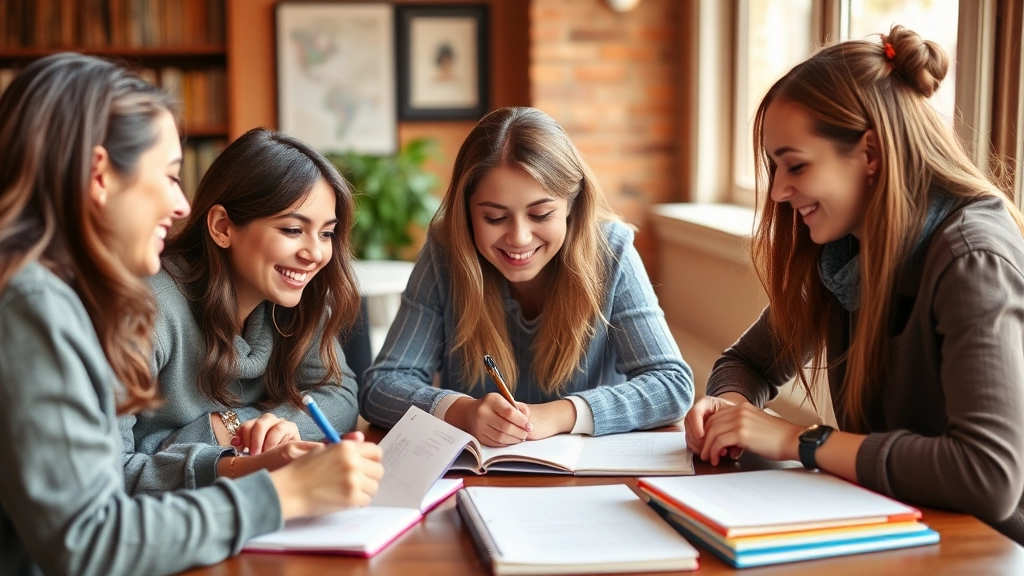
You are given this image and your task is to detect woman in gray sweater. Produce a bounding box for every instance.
[0,54,383,576]
[361,107,693,445]
[120,128,363,493]
[685,25,1024,543]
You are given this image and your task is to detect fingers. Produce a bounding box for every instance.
[342,431,365,442]
[238,414,300,456]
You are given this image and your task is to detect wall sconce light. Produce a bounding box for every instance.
[606,0,641,13]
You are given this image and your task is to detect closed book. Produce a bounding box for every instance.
[639,469,921,538]
[458,485,699,575]
[646,497,939,568]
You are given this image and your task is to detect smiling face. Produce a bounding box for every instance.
[221,178,338,321]
[469,164,569,298]
[99,110,190,276]
[763,100,875,244]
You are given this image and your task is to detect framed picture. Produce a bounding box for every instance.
[276,3,397,155]
[396,5,489,121]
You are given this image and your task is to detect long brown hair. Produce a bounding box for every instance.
[162,128,360,409]
[0,53,175,413]
[751,25,1024,429]
[433,107,618,394]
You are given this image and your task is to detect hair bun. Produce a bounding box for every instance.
[881,25,948,98]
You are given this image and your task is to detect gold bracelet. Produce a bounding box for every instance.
[229,456,238,479]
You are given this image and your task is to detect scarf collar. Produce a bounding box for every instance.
[819,193,956,311]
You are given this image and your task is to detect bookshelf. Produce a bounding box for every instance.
[0,0,229,199]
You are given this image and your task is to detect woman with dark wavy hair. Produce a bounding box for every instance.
[120,127,364,492]
[0,54,382,575]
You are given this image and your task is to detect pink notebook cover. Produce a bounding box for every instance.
[244,477,464,558]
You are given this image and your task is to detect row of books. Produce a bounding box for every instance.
[181,139,227,201]
[240,406,940,573]
[1,0,225,49]
[141,67,227,130]
[1,66,225,130]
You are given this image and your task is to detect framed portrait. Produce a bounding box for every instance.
[276,3,397,155]
[396,5,489,121]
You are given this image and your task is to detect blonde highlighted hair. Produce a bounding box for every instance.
[433,107,618,394]
[751,25,1024,430]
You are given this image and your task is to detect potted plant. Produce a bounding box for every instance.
[328,138,441,260]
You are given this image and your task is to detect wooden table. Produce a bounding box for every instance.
[182,428,1024,576]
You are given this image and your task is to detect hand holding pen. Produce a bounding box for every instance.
[443,355,534,447]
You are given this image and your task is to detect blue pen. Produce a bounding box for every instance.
[302,395,341,444]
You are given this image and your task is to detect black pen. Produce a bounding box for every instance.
[483,354,525,414]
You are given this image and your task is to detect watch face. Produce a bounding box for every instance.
[800,425,828,443]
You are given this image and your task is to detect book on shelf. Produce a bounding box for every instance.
[638,469,939,568]
[382,405,693,477]
[457,485,699,575]
[0,0,225,49]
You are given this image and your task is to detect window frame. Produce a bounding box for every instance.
[679,0,1023,208]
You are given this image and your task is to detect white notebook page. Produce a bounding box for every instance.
[576,431,693,474]
[643,469,917,530]
[478,434,584,470]
[374,407,474,508]
[465,485,698,566]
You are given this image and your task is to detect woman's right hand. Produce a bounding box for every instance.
[445,394,532,447]
[269,439,384,520]
[685,393,749,460]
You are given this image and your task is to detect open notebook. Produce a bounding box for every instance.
[244,477,462,557]
[386,406,692,476]
[458,485,699,574]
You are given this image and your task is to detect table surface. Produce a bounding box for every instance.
[181,427,1024,576]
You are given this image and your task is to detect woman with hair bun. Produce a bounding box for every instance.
[685,25,1024,543]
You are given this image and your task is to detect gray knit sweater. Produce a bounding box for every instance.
[119,261,358,495]
[0,262,281,576]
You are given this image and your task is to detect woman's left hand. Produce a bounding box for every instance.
[524,399,577,440]
[700,402,804,465]
[235,413,301,456]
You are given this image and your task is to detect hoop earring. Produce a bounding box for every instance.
[271,303,295,338]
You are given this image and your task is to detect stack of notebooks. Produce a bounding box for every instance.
[638,469,940,568]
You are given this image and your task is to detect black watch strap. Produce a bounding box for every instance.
[798,425,834,470]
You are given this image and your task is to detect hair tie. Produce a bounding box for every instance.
[883,42,896,61]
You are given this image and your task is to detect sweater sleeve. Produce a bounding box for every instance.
[570,233,695,435]
[705,307,801,408]
[120,411,231,494]
[234,336,360,439]
[118,296,227,494]
[360,242,462,427]
[856,250,1024,524]
[0,281,282,576]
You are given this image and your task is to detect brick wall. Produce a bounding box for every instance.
[530,0,680,276]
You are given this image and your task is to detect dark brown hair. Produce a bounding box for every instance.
[162,128,360,409]
[0,53,175,413]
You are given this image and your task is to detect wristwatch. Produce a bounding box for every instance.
[219,410,241,437]
[798,424,835,470]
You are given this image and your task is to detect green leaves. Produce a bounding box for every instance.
[328,138,441,260]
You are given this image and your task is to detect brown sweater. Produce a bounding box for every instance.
[707,196,1024,544]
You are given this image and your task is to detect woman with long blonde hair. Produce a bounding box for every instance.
[361,106,693,445]
[685,25,1024,543]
